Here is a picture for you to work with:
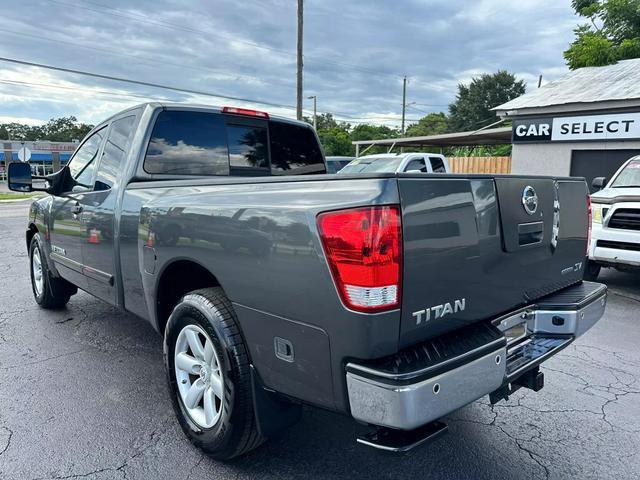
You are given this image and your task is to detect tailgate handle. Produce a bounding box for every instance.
[518,221,543,246]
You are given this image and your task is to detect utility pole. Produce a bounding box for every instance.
[538,74,543,88]
[307,95,317,129]
[296,0,304,120]
[401,75,407,134]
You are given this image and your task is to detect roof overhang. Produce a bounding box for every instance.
[351,126,512,148]
[495,98,640,118]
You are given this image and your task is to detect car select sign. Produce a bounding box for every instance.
[512,113,640,143]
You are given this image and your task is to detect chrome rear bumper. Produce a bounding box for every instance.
[346,281,607,431]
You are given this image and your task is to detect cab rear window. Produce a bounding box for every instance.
[144,110,229,176]
[143,110,325,176]
[269,121,325,175]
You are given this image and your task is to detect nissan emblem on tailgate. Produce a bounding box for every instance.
[522,185,538,215]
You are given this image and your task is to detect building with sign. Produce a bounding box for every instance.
[0,141,78,180]
[494,58,640,191]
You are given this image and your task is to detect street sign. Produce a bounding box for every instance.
[17,146,31,162]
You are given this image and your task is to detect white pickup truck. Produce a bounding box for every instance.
[587,156,640,280]
[338,152,449,174]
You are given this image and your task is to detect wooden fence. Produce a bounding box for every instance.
[448,156,511,174]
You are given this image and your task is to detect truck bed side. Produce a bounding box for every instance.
[120,175,401,412]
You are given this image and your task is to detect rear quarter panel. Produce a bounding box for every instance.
[133,176,401,411]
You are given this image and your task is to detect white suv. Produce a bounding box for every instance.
[587,156,640,280]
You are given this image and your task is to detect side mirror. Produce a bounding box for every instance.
[592,177,607,191]
[8,162,32,192]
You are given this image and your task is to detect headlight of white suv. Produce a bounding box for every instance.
[592,203,605,224]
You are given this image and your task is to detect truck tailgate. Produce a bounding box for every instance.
[398,175,589,348]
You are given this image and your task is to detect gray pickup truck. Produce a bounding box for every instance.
[8,103,607,459]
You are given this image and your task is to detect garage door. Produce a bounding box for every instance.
[570,149,640,193]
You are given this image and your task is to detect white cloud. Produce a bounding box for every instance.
[0,0,581,128]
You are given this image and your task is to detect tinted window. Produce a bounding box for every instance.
[67,127,106,188]
[269,122,325,175]
[144,111,229,175]
[227,124,268,169]
[95,115,136,191]
[429,156,446,173]
[404,158,427,172]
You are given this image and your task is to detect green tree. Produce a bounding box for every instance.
[564,0,640,69]
[42,116,93,142]
[405,112,448,137]
[317,127,353,156]
[0,116,93,142]
[448,71,525,132]
[303,112,350,131]
[350,124,399,142]
[349,124,401,154]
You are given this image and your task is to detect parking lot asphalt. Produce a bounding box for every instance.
[1,202,639,480]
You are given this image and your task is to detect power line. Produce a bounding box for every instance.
[0,55,300,110]
[0,78,173,102]
[0,27,292,87]
[407,104,432,115]
[411,102,449,108]
[0,55,419,121]
[0,73,417,129]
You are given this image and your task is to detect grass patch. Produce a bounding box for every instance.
[0,192,37,200]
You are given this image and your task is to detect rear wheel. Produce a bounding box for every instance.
[584,260,601,281]
[29,233,76,309]
[164,287,264,460]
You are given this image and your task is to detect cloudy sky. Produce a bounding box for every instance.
[0,0,579,128]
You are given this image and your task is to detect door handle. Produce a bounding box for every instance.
[71,202,83,215]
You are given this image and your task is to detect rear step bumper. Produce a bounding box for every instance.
[346,281,607,440]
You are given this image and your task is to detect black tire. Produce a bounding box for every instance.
[584,260,601,281]
[163,287,264,460]
[29,233,76,309]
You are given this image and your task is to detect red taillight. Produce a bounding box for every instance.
[222,106,269,119]
[317,205,402,313]
[587,194,592,256]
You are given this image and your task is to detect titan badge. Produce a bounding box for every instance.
[413,298,466,325]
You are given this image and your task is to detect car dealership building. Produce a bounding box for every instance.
[494,58,640,191]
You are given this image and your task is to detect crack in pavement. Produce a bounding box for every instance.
[452,410,550,479]
[611,291,640,304]
[29,418,173,480]
[496,423,550,480]
[54,317,76,325]
[186,454,205,480]
[0,426,13,457]
[0,349,85,370]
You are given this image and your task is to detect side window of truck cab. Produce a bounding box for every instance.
[94,115,136,191]
[429,156,447,173]
[66,127,107,191]
[404,158,428,173]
